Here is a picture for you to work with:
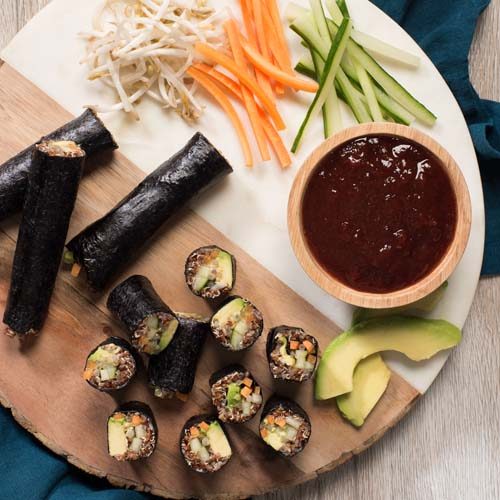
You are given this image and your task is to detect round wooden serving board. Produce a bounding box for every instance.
[0,64,420,498]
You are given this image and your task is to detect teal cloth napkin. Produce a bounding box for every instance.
[1,1,499,499]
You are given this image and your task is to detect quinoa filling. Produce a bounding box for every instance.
[211,298,263,350]
[270,330,317,381]
[260,407,311,456]
[84,343,136,390]
[181,420,232,473]
[211,371,263,422]
[134,312,179,355]
[186,246,234,299]
[107,411,156,461]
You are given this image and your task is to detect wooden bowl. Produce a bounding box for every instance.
[288,123,472,309]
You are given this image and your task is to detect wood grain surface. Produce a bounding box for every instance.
[1,1,500,499]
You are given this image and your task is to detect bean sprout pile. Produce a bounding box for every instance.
[80,0,227,121]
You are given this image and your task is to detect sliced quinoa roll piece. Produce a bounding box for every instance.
[185,245,236,299]
[259,396,311,457]
[83,337,138,392]
[66,133,233,290]
[3,140,85,337]
[107,275,179,355]
[210,364,263,423]
[148,313,209,400]
[180,415,232,473]
[107,401,157,462]
[210,296,263,351]
[0,109,116,222]
[266,326,319,382]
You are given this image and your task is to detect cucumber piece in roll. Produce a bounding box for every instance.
[266,326,319,382]
[259,396,311,457]
[84,337,138,392]
[180,415,232,473]
[3,140,85,337]
[107,401,157,461]
[210,364,263,423]
[185,245,236,299]
[107,275,179,355]
[210,296,264,351]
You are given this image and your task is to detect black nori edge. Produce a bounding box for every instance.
[3,141,85,336]
[0,109,117,221]
[148,314,209,396]
[85,336,140,392]
[66,133,233,290]
[107,275,177,339]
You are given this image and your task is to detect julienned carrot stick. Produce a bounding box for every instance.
[269,0,293,71]
[263,8,295,76]
[241,41,319,92]
[224,20,270,162]
[187,67,253,167]
[195,42,285,131]
[251,0,278,94]
[240,0,274,99]
[193,65,291,168]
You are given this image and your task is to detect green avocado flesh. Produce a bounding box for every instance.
[351,282,448,326]
[226,383,242,407]
[158,319,179,351]
[108,419,127,457]
[213,298,249,349]
[192,251,233,292]
[207,422,231,458]
[278,337,295,366]
[336,354,391,427]
[315,316,461,400]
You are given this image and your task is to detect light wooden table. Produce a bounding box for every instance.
[1,2,499,499]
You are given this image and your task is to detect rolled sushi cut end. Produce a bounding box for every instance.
[210,365,263,423]
[259,397,311,457]
[185,246,235,299]
[107,403,157,461]
[211,297,263,351]
[267,326,319,382]
[180,416,232,473]
[84,337,137,392]
[134,312,179,355]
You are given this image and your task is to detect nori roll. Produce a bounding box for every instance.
[0,109,116,221]
[266,326,319,382]
[148,313,209,399]
[259,396,311,457]
[66,133,233,290]
[210,364,263,423]
[3,141,85,337]
[107,275,179,355]
[180,415,232,473]
[84,337,138,392]
[210,296,264,351]
[185,245,236,299]
[107,401,157,461]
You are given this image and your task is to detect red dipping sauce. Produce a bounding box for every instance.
[301,135,458,293]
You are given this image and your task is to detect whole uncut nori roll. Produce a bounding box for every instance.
[83,337,139,392]
[180,414,232,473]
[209,364,263,423]
[185,245,236,299]
[266,326,319,382]
[210,296,264,351]
[66,133,233,290]
[107,401,157,461]
[259,396,311,457]
[0,109,116,221]
[3,141,85,337]
[107,275,179,355]
[148,313,209,399]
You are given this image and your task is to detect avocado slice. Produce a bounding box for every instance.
[207,422,231,458]
[226,383,242,407]
[218,251,234,288]
[265,431,285,451]
[108,419,128,457]
[336,354,391,427]
[278,337,295,366]
[351,282,448,326]
[214,298,245,326]
[315,316,461,400]
[158,318,179,352]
